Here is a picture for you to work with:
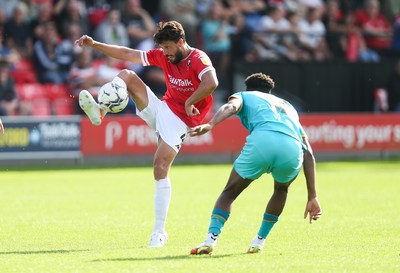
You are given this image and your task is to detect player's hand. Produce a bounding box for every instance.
[0,118,4,134]
[185,103,200,117]
[304,197,322,224]
[189,124,212,136]
[74,35,94,48]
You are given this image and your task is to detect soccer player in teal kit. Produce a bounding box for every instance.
[189,72,322,254]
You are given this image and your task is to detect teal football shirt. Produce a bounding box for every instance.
[231,91,306,182]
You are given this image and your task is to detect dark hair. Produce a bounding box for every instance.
[153,21,186,44]
[244,72,275,93]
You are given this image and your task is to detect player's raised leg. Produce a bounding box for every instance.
[79,69,148,126]
[79,90,106,126]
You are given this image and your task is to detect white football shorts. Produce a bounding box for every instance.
[136,86,189,153]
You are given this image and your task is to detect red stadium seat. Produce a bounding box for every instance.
[10,59,37,84]
[15,83,49,101]
[46,84,71,101]
[53,98,75,115]
[31,99,52,116]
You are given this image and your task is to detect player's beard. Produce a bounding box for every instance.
[170,48,184,64]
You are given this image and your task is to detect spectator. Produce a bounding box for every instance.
[0,0,18,19]
[232,0,266,32]
[230,9,254,60]
[33,22,67,84]
[323,0,345,58]
[86,0,110,32]
[0,27,20,66]
[30,2,54,42]
[249,5,295,61]
[283,11,312,61]
[323,1,379,62]
[3,2,34,59]
[94,9,129,47]
[200,0,233,87]
[0,8,6,29]
[121,0,156,51]
[159,0,199,45]
[96,56,125,81]
[96,56,136,113]
[57,0,90,40]
[354,0,392,55]
[68,48,108,99]
[0,61,18,116]
[140,0,162,20]
[20,0,38,23]
[121,0,156,74]
[57,23,82,78]
[340,12,380,62]
[386,59,400,112]
[298,7,332,61]
[299,0,324,12]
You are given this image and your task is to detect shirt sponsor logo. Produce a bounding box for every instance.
[168,74,193,87]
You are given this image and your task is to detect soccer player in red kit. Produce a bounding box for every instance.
[75,21,218,247]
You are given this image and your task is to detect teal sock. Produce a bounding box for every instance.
[258,213,279,239]
[208,208,230,236]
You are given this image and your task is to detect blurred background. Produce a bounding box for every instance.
[1,0,400,167]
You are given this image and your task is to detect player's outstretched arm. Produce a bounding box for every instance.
[189,97,241,136]
[74,35,142,63]
[302,137,322,224]
[0,118,4,133]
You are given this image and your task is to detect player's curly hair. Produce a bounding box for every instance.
[153,21,186,44]
[244,72,275,93]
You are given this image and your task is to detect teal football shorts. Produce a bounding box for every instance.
[233,130,304,182]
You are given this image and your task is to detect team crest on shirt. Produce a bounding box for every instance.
[187,59,191,66]
[200,57,211,66]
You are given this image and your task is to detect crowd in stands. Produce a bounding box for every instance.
[1,0,400,117]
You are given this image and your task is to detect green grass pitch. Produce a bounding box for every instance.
[0,161,399,273]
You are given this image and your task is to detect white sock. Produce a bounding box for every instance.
[153,178,171,234]
[205,232,218,246]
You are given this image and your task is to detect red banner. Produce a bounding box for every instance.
[81,116,247,155]
[300,113,400,151]
[81,113,400,155]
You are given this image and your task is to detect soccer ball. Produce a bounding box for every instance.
[98,82,129,113]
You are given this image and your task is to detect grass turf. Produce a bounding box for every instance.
[0,162,399,273]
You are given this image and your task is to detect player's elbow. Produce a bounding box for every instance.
[209,79,219,93]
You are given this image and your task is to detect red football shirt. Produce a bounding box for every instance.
[140,48,215,127]
[354,10,392,49]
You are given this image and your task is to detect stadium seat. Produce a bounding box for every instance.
[10,59,37,84]
[53,98,75,115]
[15,83,49,101]
[31,99,52,116]
[46,84,71,101]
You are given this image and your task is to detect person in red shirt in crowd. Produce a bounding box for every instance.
[74,20,218,248]
[354,0,392,54]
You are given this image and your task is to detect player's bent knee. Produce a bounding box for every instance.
[274,181,291,192]
[118,69,137,82]
[153,161,171,179]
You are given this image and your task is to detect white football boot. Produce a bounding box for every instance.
[190,233,218,255]
[149,232,168,248]
[247,235,265,253]
[79,90,106,126]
